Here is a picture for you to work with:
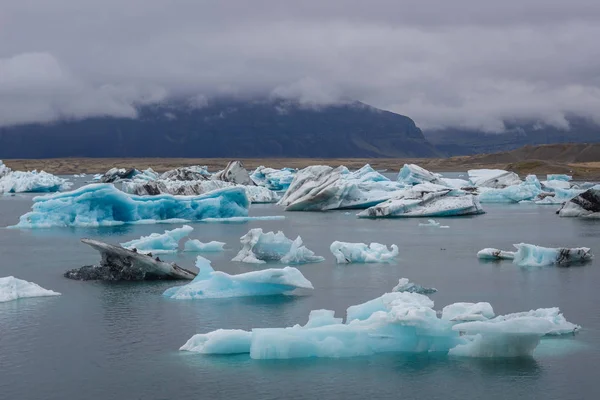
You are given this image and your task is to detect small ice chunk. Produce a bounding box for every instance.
[232,228,324,264]
[330,241,399,263]
[183,239,226,252]
[0,276,61,302]
[180,329,252,354]
[392,278,437,294]
[418,219,449,228]
[477,248,516,260]
[121,225,194,254]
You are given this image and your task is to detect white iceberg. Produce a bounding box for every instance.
[330,241,399,263]
[232,228,324,264]
[477,248,516,260]
[278,165,405,211]
[397,164,442,185]
[0,276,61,302]
[163,256,313,299]
[181,291,579,359]
[541,179,572,191]
[441,302,496,322]
[213,161,255,186]
[120,225,194,254]
[468,169,522,188]
[184,239,226,252]
[0,162,72,194]
[251,166,296,191]
[12,184,249,228]
[418,219,449,228]
[512,243,593,267]
[358,190,483,218]
[392,278,437,294]
[557,188,600,218]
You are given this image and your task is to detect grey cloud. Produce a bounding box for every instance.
[1,1,600,131]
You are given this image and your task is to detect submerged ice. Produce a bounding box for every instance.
[181,291,580,359]
[232,228,324,264]
[0,276,61,302]
[121,225,194,254]
[13,184,249,228]
[330,241,399,263]
[163,256,313,299]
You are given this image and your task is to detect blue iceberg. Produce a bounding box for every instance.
[184,239,226,252]
[12,184,249,228]
[251,166,296,191]
[512,243,593,267]
[121,225,194,254]
[163,256,314,299]
[477,175,542,203]
[547,174,572,182]
[232,228,324,264]
[330,241,399,263]
[181,292,579,359]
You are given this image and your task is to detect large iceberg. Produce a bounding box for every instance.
[65,239,197,281]
[557,188,600,218]
[0,276,61,302]
[181,292,579,359]
[163,256,313,299]
[392,278,437,294]
[184,239,226,252]
[358,189,483,218]
[468,169,522,188]
[330,241,399,263]
[512,243,593,267]
[120,225,194,254]
[251,166,296,191]
[278,165,405,211]
[232,228,324,264]
[0,161,71,194]
[13,184,249,228]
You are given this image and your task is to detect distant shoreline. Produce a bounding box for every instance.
[3,156,600,180]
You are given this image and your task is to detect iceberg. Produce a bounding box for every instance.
[213,161,255,186]
[163,256,313,299]
[557,188,600,218]
[0,276,61,302]
[397,164,442,185]
[468,169,522,188]
[547,174,572,182]
[0,162,72,194]
[184,239,226,252]
[541,179,572,191]
[534,188,583,205]
[392,278,437,294]
[330,241,399,263]
[251,166,296,191]
[358,190,483,218]
[512,243,593,267]
[99,167,140,183]
[418,219,449,228]
[120,225,194,254]
[477,248,516,260]
[477,176,542,203]
[13,184,249,228]
[181,291,579,359]
[160,166,210,181]
[232,228,324,264]
[278,165,405,211]
[65,239,197,281]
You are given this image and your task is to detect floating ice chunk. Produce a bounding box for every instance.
[213,161,255,186]
[534,188,583,205]
[512,243,593,267]
[477,177,542,203]
[477,248,516,260]
[99,167,139,183]
[547,174,572,182]
[180,329,252,354]
[557,188,600,218]
[359,190,483,218]
[251,166,296,191]
[541,180,572,191]
[12,184,249,228]
[184,239,226,252]
[346,292,434,322]
[0,276,61,302]
[278,165,405,211]
[418,219,449,228]
[468,169,522,188]
[392,278,437,294]
[441,302,495,322]
[397,164,442,185]
[330,241,399,264]
[0,169,72,194]
[121,225,194,254]
[163,256,313,299]
[232,228,324,264]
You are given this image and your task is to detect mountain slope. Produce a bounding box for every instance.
[0,99,439,158]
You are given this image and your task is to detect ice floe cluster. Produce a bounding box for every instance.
[180,291,580,359]
[0,160,71,194]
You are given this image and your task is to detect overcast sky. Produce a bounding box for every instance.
[2,0,600,131]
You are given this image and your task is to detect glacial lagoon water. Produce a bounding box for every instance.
[1,174,599,400]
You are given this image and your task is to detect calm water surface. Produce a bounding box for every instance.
[0,174,599,400]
